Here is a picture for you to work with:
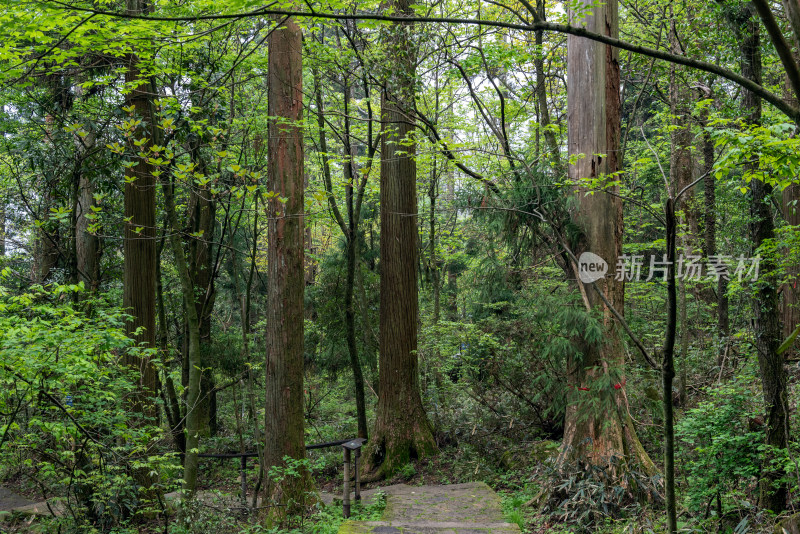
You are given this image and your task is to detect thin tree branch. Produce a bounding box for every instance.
[38,2,800,120]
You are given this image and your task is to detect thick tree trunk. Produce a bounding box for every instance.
[781,74,800,357]
[122,3,158,429]
[562,0,655,475]
[733,5,789,513]
[366,0,437,478]
[263,16,313,520]
[782,185,800,358]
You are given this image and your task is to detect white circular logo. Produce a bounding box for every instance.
[578,252,608,283]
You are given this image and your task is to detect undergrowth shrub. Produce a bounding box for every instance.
[0,283,177,532]
[542,454,663,532]
[676,376,763,518]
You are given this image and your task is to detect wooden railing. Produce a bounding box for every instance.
[198,437,366,518]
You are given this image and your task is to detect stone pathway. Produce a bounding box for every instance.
[339,482,521,534]
[320,483,408,508]
[0,486,63,518]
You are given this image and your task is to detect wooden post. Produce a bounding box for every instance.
[343,447,351,518]
[354,448,361,502]
[240,455,247,506]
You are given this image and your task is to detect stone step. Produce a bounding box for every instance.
[339,520,521,533]
[320,483,408,508]
[338,482,520,534]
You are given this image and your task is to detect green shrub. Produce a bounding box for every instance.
[397,462,417,480]
[676,377,763,516]
[0,283,177,532]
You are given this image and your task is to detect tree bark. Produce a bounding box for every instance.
[263,15,313,520]
[669,14,694,409]
[782,185,800,358]
[733,4,789,513]
[663,199,678,534]
[561,0,655,475]
[365,0,437,478]
[75,124,100,292]
[781,72,800,358]
[698,90,729,356]
[122,0,158,429]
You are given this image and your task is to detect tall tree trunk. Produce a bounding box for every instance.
[782,185,800,358]
[429,171,440,325]
[733,4,789,513]
[562,0,655,474]
[669,14,694,408]
[263,16,313,520]
[75,126,100,292]
[313,66,369,441]
[365,0,437,478]
[123,0,158,431]
[345,220,368,440]
[662,198,679,533]
[305,172,317,288]
[781,72,800,358]
[33,186,60,283]
[157,242,185,455]
[187,143,217,437]
[698,90,729,357]
[535,0,560,167]
[160,170,202,496]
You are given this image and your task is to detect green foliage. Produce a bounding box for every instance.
[676,377,764,515]
[397,462,417,480]
[500,485,539,531]
[710,119,800,191]
[0,283,178,531]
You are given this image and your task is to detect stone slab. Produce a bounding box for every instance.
[338,482,520,534]
[0,487,35,511]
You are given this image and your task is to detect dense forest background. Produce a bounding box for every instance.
[4,0,800,532]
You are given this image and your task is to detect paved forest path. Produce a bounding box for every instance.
[0,486,63,517]
[338,481,521,534]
